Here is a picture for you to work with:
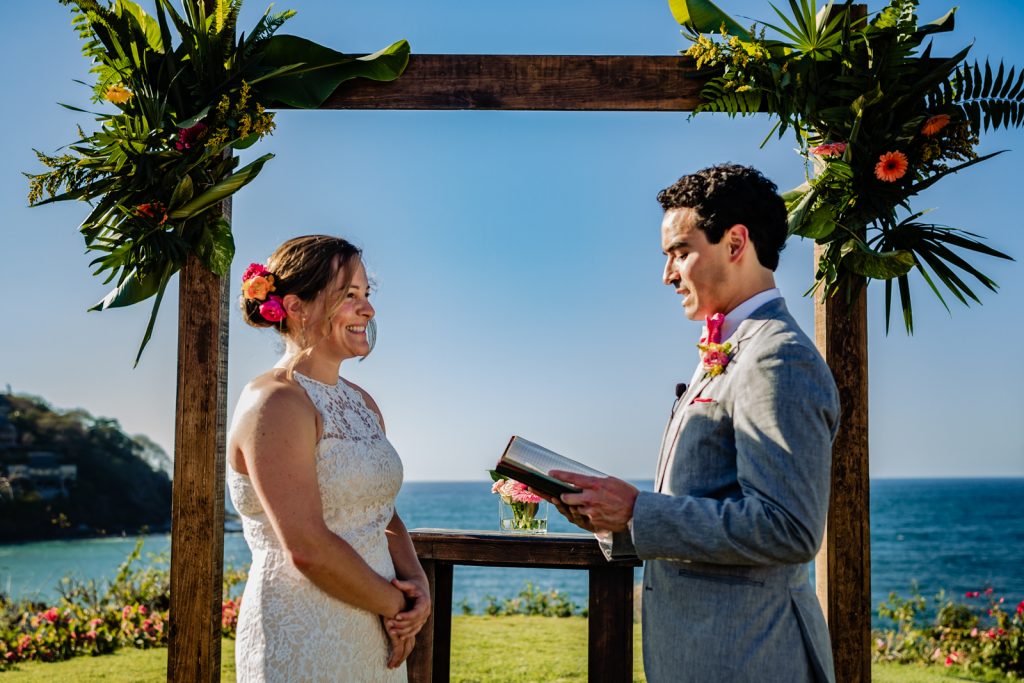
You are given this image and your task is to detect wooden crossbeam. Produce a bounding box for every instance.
[315,54,708,111]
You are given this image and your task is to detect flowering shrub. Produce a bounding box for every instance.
[476,583,586,618]
[0,540,247,671]
[874,585,1024,678]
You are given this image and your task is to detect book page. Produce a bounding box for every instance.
[505,437,606,479]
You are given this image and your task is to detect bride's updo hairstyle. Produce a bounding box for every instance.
[240,235,362,337]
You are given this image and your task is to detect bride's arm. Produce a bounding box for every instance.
[347,383,432,639]
[233,379,406,618]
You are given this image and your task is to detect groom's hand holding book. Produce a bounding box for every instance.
[547,471,639,534]
[496,436,639,534]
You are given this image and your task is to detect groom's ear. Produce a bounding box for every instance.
[724,224,749,262]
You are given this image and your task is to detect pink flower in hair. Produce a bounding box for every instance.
[259,295,287,323]
[242,263,271,282]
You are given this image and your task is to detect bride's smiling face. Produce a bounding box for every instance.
[307,260,375,360]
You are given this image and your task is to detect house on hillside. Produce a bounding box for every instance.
[6,451,77,501]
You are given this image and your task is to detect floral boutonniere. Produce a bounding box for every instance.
[697,313,733,378]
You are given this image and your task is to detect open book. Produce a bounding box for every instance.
[494,436,607,498]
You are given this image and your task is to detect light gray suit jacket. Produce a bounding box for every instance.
[608,298,839,683]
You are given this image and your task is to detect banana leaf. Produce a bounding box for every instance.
[194,216,234,277]
[841,241,915,279]
[167,153,273,220]
[89,267,163,311]
[254,37,410,108]
[668,0,752,39]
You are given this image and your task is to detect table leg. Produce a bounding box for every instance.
[432,562,454,682]
[588,566,634,682]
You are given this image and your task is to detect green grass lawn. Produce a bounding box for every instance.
[0,617,1008,682]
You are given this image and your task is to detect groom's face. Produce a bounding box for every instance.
[661,207,733,321]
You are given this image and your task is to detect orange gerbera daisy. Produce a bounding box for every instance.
[921,114,951,136]
[875,151,909,182]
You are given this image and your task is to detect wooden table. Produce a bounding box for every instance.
[406,529,641,682]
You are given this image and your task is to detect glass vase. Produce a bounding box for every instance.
[498,498,548,534]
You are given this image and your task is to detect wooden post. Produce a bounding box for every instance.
[814,264,871,683]
[813,7,871,682]
[167,202,230,682]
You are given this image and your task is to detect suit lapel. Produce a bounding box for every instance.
[654,303,784,492]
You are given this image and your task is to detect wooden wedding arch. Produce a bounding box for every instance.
[168,3,870,681]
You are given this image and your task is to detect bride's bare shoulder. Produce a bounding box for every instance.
[236,369,312,419]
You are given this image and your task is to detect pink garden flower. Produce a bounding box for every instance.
[175,122,208,151]
[810,142,847,158]
[242,263,271,282]
[497,479,541,504]
[41,607,59,623]
[259,295,287,323]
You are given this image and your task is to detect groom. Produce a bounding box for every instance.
[549,164,839,682]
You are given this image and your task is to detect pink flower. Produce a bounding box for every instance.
[491,479,506,494]
[810,142,847,158]
[242,263,271,282]
[965,591,981,598]
[1016,600,1024,615]
[139,605,148,616]
[88,618,103,628]
[259,295,287,323]
[496,479,541,504]
[41,607,59,623]
[984,587,993,595]
[122,606,133,619]
[175,122,208,151]
[85,630,98,640]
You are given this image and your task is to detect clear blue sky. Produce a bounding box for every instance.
[3,1,1022,480]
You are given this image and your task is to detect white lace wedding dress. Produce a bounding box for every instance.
[227,372,406,682]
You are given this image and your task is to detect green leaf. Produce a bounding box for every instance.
[842,243,915,280]
[168,153,274,220]
[801,204,837,240]
[668,0,752,39]
[195,217,235,277]
[168,174,194,210]
[115,0,164,52]
[89,268,162,311]
[254,36,410,108]
[132,264,175,367]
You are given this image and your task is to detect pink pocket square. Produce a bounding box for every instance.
[691,397,715,404]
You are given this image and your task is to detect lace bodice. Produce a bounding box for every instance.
[227,372,405,682]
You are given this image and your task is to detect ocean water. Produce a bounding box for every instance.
[1,479,1021,625]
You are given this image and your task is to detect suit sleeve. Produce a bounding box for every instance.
[628,340,839,566]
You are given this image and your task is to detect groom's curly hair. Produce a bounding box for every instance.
[657,164,788,271]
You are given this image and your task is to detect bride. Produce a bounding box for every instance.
[227,235,430,681]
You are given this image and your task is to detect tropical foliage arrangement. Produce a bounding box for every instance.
[670,0,1023,331]
[26,0,409,362]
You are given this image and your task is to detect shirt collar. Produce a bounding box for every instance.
[719,288,782,341]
